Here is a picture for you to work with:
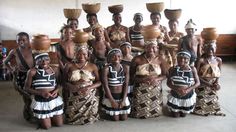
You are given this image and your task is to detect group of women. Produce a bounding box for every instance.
[4,7,225,130]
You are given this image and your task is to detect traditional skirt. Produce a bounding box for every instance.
[167,90,196,114]
[13,71,35,121]
[65,89,99,125]
[102,93,131,116]
[31,95,63,119]
[193,79,225,116]
[131,82,163,118]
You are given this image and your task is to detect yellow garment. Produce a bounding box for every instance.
[136,63,161,76]
[69,70,95,82]
[110,30,126,41]
[199,63,221,78]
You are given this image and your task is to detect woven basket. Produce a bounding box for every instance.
[164,9,182,20]
[82,3,101,14]
[108,4,123,14]
[63,9,82,19]
[146,2,164,13]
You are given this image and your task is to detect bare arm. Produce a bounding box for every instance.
[189,66,200,91]
[122,65,129,101]
[102,66,115,103]
[4,49,15,72]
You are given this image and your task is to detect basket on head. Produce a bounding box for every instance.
[141,25,161,41]
[63,8,82,19]
[108,4,123,14]
[146,2,164,13]
[73,29,89,44]
[164,9,182,20]
[31,34,51,53]
[82,3,101,14]
[201,27,219,42]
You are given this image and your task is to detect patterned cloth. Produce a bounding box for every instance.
[65,89,99,125]
[131,82,163,118]
[13,71,35,122]
[193,79,225,116]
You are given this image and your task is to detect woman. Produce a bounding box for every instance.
[130,40,167,118]
[129,13,144,52]
[63,44,101,125]
[164,20,184,66]
[166,51,200,117]
[107,13,130,48]
[67,18,79,31]
[24,53,63,129]
[193,42,225,116]
[102,49,130,121]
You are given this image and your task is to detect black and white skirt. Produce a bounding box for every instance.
[31,95,63,119]
[167,90,196,114]
[102,93,131,116]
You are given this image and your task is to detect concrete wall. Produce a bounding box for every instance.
[0,0,236,41]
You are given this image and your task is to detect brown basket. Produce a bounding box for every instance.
[63,8,82,19]
[108,4,123,14]
[141,25,161,40]
[82,3,101,14]
[146,2,164,13]
[31,34,51,53]
[164,9,182,20]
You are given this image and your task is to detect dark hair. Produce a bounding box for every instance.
[86,13,97,19]
[150,12,161,19]
[60,24,73,34]
[67,18,78,24]
[17,32,29,39]
[168,19,179,25]
[112,13,121,18]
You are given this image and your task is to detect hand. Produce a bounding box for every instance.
[40,91,51,98]
[213,83,220,91]
[50,90,58,98]
[79,86,89,96]
[111,100,119,109]
[119,100,125,109]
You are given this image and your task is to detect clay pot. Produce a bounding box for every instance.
[108,4,123,14]
[201,27,219,41]
[141,25,161,40]
[146,2,164,13]
[73,29,89,44]
[31,34,51,52]
[63,9,82,19]
[164,9,182,20]
[82,3,101,14]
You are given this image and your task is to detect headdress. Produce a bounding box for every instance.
[177,51,191,59]
[120,42,132,48]
[185,19,197,30]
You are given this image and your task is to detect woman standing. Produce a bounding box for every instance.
[63,44,101,124]
[129,13,144,51]
[130,40,167,118]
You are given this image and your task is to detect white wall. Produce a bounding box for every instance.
[0,0,236,41]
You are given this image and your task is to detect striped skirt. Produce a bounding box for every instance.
[31,95,63,119]
[102,93,131,116]
[167,90,196,114]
